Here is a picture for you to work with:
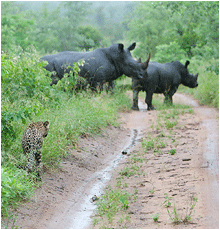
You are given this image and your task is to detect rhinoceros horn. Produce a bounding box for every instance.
[141,53,151,70]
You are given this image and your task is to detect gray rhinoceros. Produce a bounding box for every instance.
[41,43,147,89]
[132,58,199,110]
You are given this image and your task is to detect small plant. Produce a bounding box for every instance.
[163,193,172,207]
[119,197,130,210]
[152,213,160,222]
[125,215,130,221]
[119,164,141,178]
[93,218,99,226]
[166,196,198,224]
[153,149,163,156]
[183,196,198,223]
[129,156,145,163]
[149,186,155,194]
[165,120,177,129]
[167,204,182,224]
[95,186,132,225]
[158,131,166,137]
[156,141,167,149]
[142,139,154,151]
[169,149,176,155]
[118,217,124,224]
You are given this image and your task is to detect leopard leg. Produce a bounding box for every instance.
[25,150,36,173]
[35,150,42,180]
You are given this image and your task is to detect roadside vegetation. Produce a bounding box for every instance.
[1,48,131,221]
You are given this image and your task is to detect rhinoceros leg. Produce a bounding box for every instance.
[164,86,178,105]
[50,73,60,86]
[107,80,115,93]
[131,89,139,110]
[164,92,172,104]
[145,92,156,110]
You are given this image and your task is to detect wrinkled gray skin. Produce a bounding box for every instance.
[41,43,146,89]
[132,60,199,110]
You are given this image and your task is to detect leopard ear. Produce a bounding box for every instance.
[44,121,49,128]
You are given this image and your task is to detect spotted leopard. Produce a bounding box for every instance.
[18,121,49,178]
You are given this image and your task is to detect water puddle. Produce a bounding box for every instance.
[202,119,219,176]
[70,128,139,229]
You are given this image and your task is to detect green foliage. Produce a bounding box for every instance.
[155,42,186,63]
[127,1,219,60]
[163,193,172,208]
[169,149,176,155]
[1,2,36,52]
[119,164,141,178]
[152,213,160,222]
[1,167,35,218]
[142,139,154,151]
[1,47,50,102]
[77,25,103,51]
[55,60,88,93]
[96,186,131,223]
[1,47,49,151]
[1,2,105,53]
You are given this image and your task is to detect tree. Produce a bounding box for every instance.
[77,25,103,50]
[34,3,60,54]
[1,2,36,52]
[126,1,219,59]
[54,1,91,51]
[126,2,173,59]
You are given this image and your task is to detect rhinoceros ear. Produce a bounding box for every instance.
[127,42,136,51]
[185,60,190,68]
[137,58,141,63]
[118,43,124,52]
[195,73,199,78]
[141,53,151,70]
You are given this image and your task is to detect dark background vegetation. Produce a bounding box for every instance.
[1,1,219,224]
[2,1,218,59]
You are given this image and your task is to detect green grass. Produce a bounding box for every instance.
[169,149,176,155]
[142,139,155,151]
[152,213,160,222]
[1,167,35,219]
[95,186,132,224]
[119,164,142,178]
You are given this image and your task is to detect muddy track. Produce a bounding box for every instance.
[4,93,219,229]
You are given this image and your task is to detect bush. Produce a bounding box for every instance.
[154,41,186,63]
[1,167,35,218]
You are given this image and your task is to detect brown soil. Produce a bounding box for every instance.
[3,93,219,229]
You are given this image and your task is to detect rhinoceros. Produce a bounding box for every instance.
[132,58,198,110]
[41,43,147,89]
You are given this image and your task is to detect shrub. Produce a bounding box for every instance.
[155,42,186,63]
[1,167,35,218]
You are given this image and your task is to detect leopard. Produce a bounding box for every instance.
[17,121,49,179]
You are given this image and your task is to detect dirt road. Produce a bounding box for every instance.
[4,93,218,229]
